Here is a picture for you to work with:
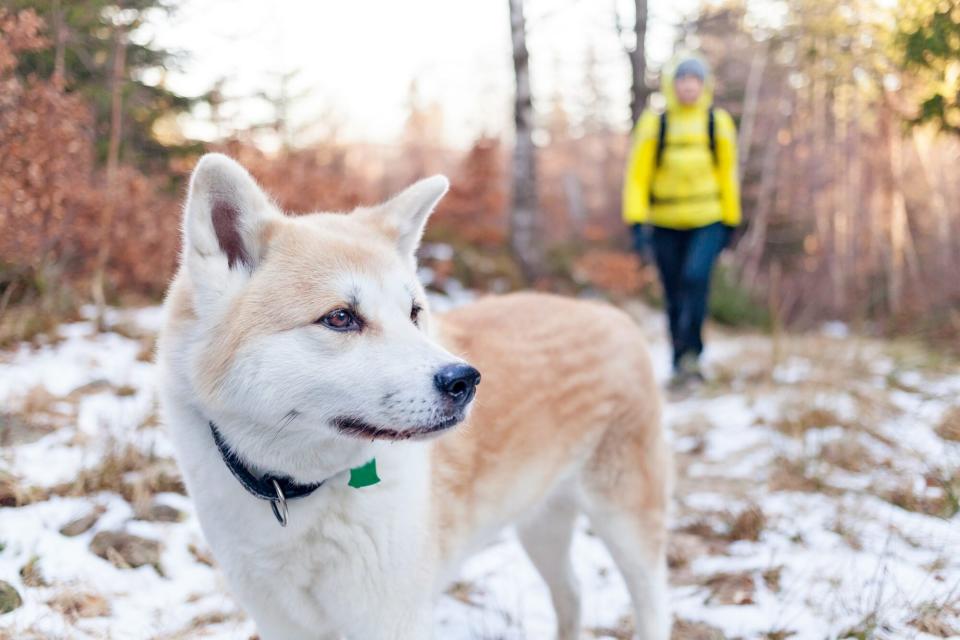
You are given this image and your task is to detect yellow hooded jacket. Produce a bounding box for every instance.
[622,59,741,229]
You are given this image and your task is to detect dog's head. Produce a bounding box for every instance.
[173,154,478,473]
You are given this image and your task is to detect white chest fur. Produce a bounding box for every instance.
[162,399,437,640]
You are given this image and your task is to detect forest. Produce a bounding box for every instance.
[2,0,958,349]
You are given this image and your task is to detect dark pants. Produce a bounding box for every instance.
[651,222,726,369]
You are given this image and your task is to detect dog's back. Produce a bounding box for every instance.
[432,292,671,640]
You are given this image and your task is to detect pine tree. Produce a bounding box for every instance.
[9,0,203,169]
[898,0,960,136]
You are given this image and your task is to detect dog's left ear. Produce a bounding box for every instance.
[368,175,449,261]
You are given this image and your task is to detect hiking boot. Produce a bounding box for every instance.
[670,352,704,390]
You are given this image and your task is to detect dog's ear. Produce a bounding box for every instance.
[182,154,279,303]
[369,175,449,261]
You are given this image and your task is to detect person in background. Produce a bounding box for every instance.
[622,55,741,387]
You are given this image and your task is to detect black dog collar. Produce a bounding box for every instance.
[209,421,325,527]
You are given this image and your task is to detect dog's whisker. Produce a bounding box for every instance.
[266,409,301,449]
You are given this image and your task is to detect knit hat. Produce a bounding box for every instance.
[674,58,707,82]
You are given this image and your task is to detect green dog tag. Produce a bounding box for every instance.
[348,458,380,488]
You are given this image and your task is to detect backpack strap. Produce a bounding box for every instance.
[656,108,718,167]
[655,111,668,168]
[708,107,717,165]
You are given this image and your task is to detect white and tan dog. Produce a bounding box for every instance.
[157,154,671,640]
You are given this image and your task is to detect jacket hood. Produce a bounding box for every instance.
[662,53,714,111]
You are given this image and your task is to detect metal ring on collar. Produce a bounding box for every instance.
[269,478,289,527]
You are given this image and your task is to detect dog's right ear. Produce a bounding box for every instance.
[183,154,279,306]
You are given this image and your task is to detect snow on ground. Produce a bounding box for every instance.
[1,299,959,639]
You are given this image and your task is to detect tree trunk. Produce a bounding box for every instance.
[562,172,585,238]
[885,104,920,315]
[52,0,66,87]
[508,0,542,283]
[739,108,782,289]
[92,17,126,328]
[621,0,648,127]
[737,47,767,171]
[912,128,953,273]
[888,130,906,316]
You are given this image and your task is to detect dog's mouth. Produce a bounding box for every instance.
[332,413,463,442]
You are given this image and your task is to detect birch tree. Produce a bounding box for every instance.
[508,0,542,282]
[616,0,649,127]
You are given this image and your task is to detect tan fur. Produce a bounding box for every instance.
[431,292,670,565]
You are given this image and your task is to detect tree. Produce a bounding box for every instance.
[1,7,182,329]
[679,0,960,337]
[9,0,202,169]
[898,0,960,136]
[508,0,543,282]
[617,0,649,127]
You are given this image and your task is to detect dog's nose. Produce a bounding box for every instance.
[434,363,481,406]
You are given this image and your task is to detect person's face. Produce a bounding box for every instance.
[674,74,704,105]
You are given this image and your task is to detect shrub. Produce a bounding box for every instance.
[709,264,771,329]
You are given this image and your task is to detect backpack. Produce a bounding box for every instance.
[655,107,717,167]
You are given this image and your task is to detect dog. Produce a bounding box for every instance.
[156,153,671,639]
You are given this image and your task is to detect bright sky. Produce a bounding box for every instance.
[146,0,706,149]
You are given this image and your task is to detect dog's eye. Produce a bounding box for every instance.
[410,303,422,326]
[319,308,361,332]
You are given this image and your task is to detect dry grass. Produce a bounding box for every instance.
[936,406,960,442]
[188,543,216,568]
[724,504,766,542]
[702,571,755,605]
[762,630,797,640]
[667,532,713,571]
[149,610,242,640]
[668,505,766,569]
[0,628,46,640]
[908,600,960,638]
[49,443,185,504]
[13,385,58,416]
[670,617,727,639]
[132,334,157,363]
[0,385,61,447]
[0,302,70,350]
[188,611,229,627]
[19,556,46,588]
[881,485,941,516]
[136,502,184,522]
[768,456,830,493]
[820,437,876,473]
[881,468,960,519]
[0,471,48,507]
[708,356,771,390]
[830,517,864,551]
[89,531,162,572]
[835,613,880,639]
[62,379,113,402]
[59,507,105,537]
[773,405,845,438]
[47,589,110,620]
[0,412,54,447]
[52,444,149,497]
[761,565,783,593]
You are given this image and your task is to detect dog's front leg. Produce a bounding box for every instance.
[344,605,432,640]
[385,616,432,640]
